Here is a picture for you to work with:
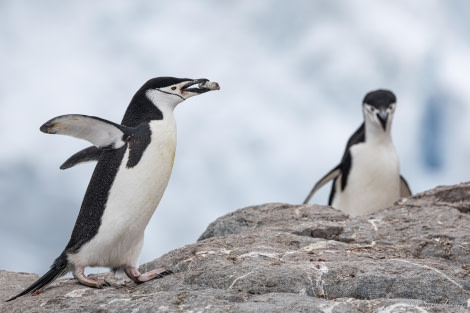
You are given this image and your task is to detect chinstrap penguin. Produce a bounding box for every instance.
[7,77,220,301]
[303,89,411,216]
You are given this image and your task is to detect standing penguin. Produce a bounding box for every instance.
[7,77,220,301]
[303,89,411,216]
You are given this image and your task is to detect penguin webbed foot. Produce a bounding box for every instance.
[73,266,111,289]
[124,266,173,284]
[77,276,111,289]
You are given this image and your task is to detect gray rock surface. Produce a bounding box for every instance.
[2,183,470,312]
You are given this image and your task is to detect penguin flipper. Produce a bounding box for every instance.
[303,166,341,204]
[6,254,69,302]
[40,114,130,150]
[400,175,412,197]
[60,146,101,170]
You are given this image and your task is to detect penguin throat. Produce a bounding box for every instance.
[365,123,392,144]
[146,89,183,112]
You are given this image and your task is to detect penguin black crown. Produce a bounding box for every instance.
[7,77,220,301]
[303,89,411,216]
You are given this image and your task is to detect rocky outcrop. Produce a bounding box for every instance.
[2,183,470,312]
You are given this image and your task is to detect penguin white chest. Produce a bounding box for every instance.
[108,119,177,225]
[333,140,400,216]
[72,118,177,268]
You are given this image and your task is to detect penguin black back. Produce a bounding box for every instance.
[65,146,127,253]
[329,123,365,205]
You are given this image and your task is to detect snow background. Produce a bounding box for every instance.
[1,0,470,275]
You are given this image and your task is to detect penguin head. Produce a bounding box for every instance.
[122,77,219,126]
[362,89,396,132]
[143,77,215,110]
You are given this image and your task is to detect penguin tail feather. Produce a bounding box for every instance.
[6,253,69,302]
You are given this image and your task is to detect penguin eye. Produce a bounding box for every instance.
[171,86,177,90]
[365,104,375,114]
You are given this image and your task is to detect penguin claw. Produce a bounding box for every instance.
[97,279,111,288]
[154,270,172,279]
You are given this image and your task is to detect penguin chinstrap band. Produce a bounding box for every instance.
[303,89,411,217]
[7,77,220,301]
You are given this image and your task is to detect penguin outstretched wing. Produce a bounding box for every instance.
[400,175,412,197]
[303,166,341,204]
[60,146,101,169]
[40,114,131,149]
[303,124,365,205]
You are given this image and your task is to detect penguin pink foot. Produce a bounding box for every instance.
[124,266,173,284]
[73,266,110,288]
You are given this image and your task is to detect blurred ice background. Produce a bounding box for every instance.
[1,0,469,275]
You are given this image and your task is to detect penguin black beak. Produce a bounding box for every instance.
[182,79,220,94]
[377,110,388,131]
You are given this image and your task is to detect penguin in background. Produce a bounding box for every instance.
[7,77,220,301]
[303,89,411,217]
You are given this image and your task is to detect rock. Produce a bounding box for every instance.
[2,183,470,313]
